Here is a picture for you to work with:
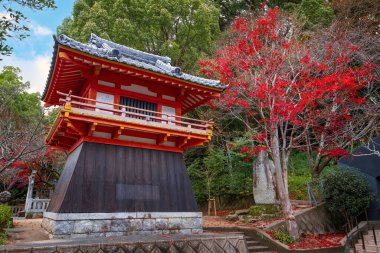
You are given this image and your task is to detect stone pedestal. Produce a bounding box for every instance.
[42,212,203,239]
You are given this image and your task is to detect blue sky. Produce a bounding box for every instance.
[0,0,76,94]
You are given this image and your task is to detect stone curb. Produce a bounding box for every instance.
[205,226,344,253]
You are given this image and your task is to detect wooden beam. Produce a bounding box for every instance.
[66,121,86,136]
[84,136,183,153]
[88,122,97,137]
[112,126,124,139]
[157,133,170,145]
[177,136,191,148]
[183,139,208,149]
[94,65,101,76]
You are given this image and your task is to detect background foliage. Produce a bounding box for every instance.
[0,0,378,212]
[58,0,220,72]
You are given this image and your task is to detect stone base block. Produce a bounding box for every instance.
[42,212,203,239]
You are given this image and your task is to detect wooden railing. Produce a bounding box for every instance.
[29,198,50,212]
[58,91,213,132]
[11,205,24,217]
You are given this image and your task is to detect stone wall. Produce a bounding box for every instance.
[266,204,337,234]
[42,212,203,239]
[0,233,248,253]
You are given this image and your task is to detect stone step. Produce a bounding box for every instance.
[363,232,380,236]
[246,240,261,246]
[355,250,377,253]
[220,230,277,253]
[363,231,380,238]
[247,245,271,252]
[364,234,380,239]
[363,237,380,243]
[355,244,380,251]
[355,244,378,249]
[357,239,379,244]
[356,240,380,245]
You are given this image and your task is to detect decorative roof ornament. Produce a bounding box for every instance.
[155,59,182,75]
[89,33,172,64]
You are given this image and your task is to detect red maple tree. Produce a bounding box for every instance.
[200,7,375,238]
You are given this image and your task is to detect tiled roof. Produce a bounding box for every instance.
[42,34,224,99]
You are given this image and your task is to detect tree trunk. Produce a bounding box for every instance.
[270,127,299,239]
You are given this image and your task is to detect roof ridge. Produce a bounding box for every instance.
[88,33,172,65]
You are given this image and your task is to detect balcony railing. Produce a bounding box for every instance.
[57,91,213,133]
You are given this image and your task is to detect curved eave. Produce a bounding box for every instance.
[42,37,226,105]
[41,35,59,101]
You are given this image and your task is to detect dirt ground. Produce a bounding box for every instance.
[202,204,311,230]
[203,214,283,229]
[6,218,48,244]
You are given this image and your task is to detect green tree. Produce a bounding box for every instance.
[0,0,56,57]
[0,66,41,124]
[186,137,253,208]
[58,0,220,72]
[0,66,45,175]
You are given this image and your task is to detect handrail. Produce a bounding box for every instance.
[57,91,213,125]
[57,91,213,131]
[344,210,372,253]
[307,178,324,207]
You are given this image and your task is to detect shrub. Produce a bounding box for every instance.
[0,205,11,230]
[273,229,295,244]
[0,232,6,245]
[248,204,281,216]
[288,175,310,200]
[322,168,374,224]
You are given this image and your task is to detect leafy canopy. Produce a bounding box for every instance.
[58,0,220,72]
[200,7,375,162]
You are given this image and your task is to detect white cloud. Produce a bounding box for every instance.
[30,23,53,37]
[0,12,12,20]
[0,53,51,94]
[0,15,52,37]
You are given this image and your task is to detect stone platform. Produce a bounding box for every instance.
[42,212,203,239]
[1,233,248,253]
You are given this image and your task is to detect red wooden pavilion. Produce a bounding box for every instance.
[41,34,225,238]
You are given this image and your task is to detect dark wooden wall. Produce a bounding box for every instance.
[47,142,199,213]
